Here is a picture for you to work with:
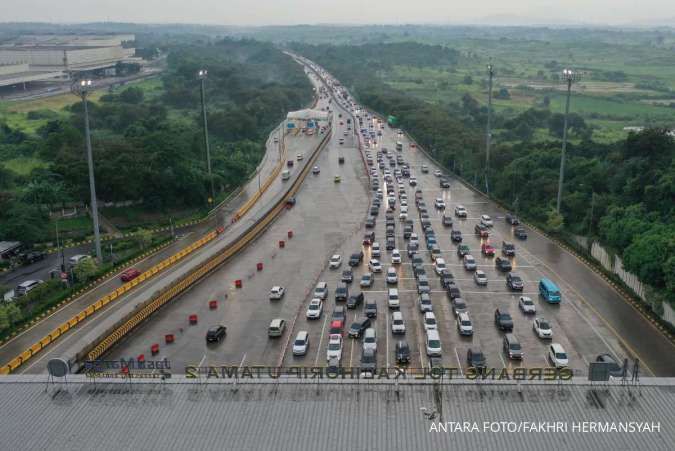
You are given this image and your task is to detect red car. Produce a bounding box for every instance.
[329,320,344,336]
[363,231,375,245]
[475,224,489,238]
[120,268,141,282]
[481,243,496,256]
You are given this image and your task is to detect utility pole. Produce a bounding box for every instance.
[55,219,65,272]
[588,192,596,237]
[198,69,214,205]
[556,68,579,213]
[485,63,494,196]
[71,79,102,263]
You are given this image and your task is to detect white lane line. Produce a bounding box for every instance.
[198,353,207,367]
[385,310,390,368]
[498,352,507,369]
[454,347,464,376]
[239,353,247,369]
[314,313,329,366]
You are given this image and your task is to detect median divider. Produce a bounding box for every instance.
[82,128,332,365]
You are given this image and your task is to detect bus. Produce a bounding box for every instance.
[395,141,403,151]
[539,278,561,303]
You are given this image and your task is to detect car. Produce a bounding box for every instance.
[409,233,419,245]
[463,254,477,271]
[480,243,495,256]
[518,296,536,314]
[399,211,408,221]
[418,293,433,312]
[446,284,461,300]
[205,325,227,343]
[434,198,446,209]
[596,354,629,378]
[368,259,382,273]
[514,226,528,240]
[346,292,364,309]
[451,230,463,242]
[360,348,377,374]
[495,256,512,272]
[287,160,294,167]
[268,319,286,337]
[503,333,524,360]
[387,288,400,309]
[364,299,378,318]
[494,308,514,331]
[442,214,453,227]
[362,328,377,353]
[348,317,371,338]
[371,242,381,258]
[409,177,417,186]
[326,334,343,361]
[439,270,455,289]
[473,270,488,286]
[423,312,438,331]
[332,306,346,323]
[386,267,398,284]
[334,175,341,183]
[329,254,342,269]
[365,218,376,229]
[548,343,569,368]
[385,237,396,250]
[395,340,411,364]
[329,319,345,337]
[439,178,450,188]
[502,241,516,256]
[335,282,349,302]
[120,268,141,282]
[454,205,467,218]
[506,213,520,225]
[457,244,470,257]
[349,251,364,266]
[20,251,46,264]
[467,348,487,369]
[507,273,525,291]
[360,273,373,288]
[391,249,402,264]
[456,312,474,336]
[452,297,467,315]
[533,317,553,339]
[312,166,320,174]
[430,257,446,275]
[417,275,431,294]
[341,270,353,284]
[285,196,296,206]
[363,231,375,245]
[425,330,442,356]
[480,214,493,227]
[292,331,310,356]
[306,298,323,319]
[391,311,406,334]
[269,286,285,300]
[474,223,489,238]
[421,164,429,173]
[434,169,442,177]
[338,139,344,145]
[313,281,328,300]
[68,254,91,266]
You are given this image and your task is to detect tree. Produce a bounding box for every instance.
[462,75,473,85]
[135,229,153,250]
[494,87,511,99]
[622,225,674,289]
[545,208,564,232]
[118,87,144,104]
[74,258,98,283]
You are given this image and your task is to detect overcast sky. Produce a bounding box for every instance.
[2,0,674,26]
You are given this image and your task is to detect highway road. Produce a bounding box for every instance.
[17,57,675,378]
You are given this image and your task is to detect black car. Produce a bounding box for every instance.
[413,266,427,280]
[206,325,227,343]
[361,348,377,374]
[403,225,413,239]
[451,230,463,242]
[286,196,296,206]
[446,284,461,300]
[495,257,512,272]
[395,341,411,364]
[348,317,371,338]
[349,251,364,266]
[332,306,346,323]
[346,292,364,309]
[386,237,396,250]
[341,270,353,284]
[335,282,349,302]
[20,251,46,264]
[439,270,455,289]
[506,272,524,291]
[514,227,528,240]
[467,348,487,369]
[494,308,514,331]
[439,178,450,188]
[505,213,520,225]
[365,218,376,229]
[364,300,378,318]
[502,241,516,256]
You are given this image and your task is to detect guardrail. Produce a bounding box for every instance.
[0,123,292,376]
[83,128,332,364]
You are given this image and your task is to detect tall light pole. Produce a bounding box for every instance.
[485,63,494,196]
[556,68,579,213]
[71,79,102,263]
[198,69,215,205]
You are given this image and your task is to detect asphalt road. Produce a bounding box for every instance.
[27,58,675,378]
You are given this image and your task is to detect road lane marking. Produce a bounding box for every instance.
[454,347,463,376]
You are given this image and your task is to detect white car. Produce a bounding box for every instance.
[362,328,377,353]
[409,233,419,246]
[391,249,402,264]
[68,254,91,266]
[454,205,467,218]
[426,329,442,356]
[369,259,382,273]
[269,286,285,300]
[463,254,477,271]
[387,288,400,309]
[312,166,320,174]
[433,257,447,275]
[423,311,438,331]
[434,169,442,177]
[297,153,304,161]
[306,298,323,319]
[533,318,553,339]
[329,254,342,269]
[548,343,568,368]
[360,272,373,287]
[326,334,343,361]
[421,165,429,173]
[434,198,446,209]
[371,242,381,258]
[473,270,488,286]
[391,311,406,334]
[292,331,310,356]
[409,177,417,186]
[480,214,493,227]
[456,312,473,336]
[519,296,536,314]
[399,212,408,221]
[386,267,398,284]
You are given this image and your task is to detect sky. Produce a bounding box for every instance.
[2,0,674,26]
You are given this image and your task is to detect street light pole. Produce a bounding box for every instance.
[485,63,494,196]
[198,69,215,205]
[556,68,579,213]
[71,79,102,263]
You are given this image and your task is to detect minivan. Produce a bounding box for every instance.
[503,333,523,360]
[335,282,349,302]
[387,288,400,309]
[292,331,310,355]
[281,169,291,181]
[456,312,473,336]
[15,280,43,297]
[539,278,561,303]
[425,330,442,356]
[314,282,328,300]
[268,319,286,337]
